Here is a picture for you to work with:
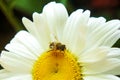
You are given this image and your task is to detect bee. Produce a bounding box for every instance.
[49,42,66,51]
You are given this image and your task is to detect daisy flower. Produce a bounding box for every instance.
[0,2,120,80]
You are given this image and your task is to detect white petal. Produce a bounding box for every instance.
[62,9,83,42]
[83,58,120,74]
[22,16,50,50]
[32,13,51,50]
[0,51,34,73]
[87,19,120,48]
[87,17,106,32]
[81,47,120,75]
[43,2,68,41]
[0,70,29,80]
[84,75,120,80]
[104,66,120,75]
[62,9,90,55]
[107,48,120,59]
[102,48,120,75]
[1,31,43,72]
[22,17,36,37]
[100,30,120,47]
[78,47,109,63]
[1,74,32,80]
[0,69,14,79]
[5,31,43,58]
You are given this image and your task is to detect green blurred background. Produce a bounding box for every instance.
[0,0,120,73]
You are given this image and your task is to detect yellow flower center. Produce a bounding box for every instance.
[32,43,83,80]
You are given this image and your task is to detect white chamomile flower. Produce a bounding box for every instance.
[0,2,120,80]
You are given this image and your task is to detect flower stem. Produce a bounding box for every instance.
[0,0,24,32]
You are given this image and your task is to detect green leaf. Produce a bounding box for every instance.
[14,0,52,14]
